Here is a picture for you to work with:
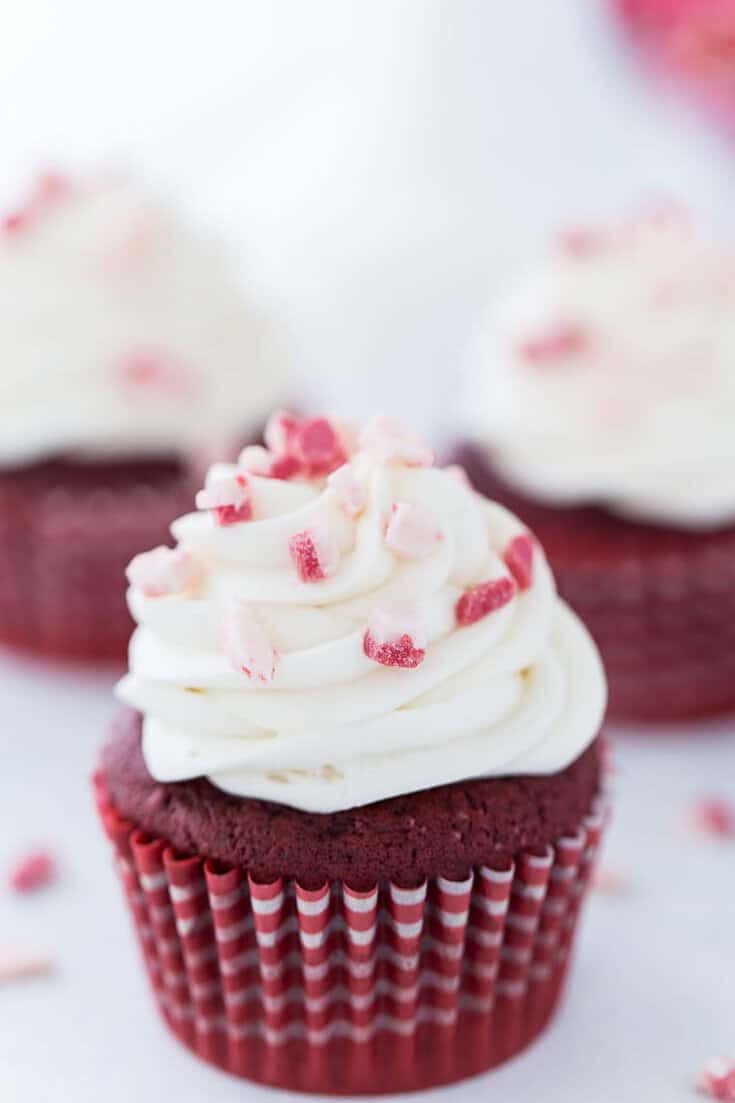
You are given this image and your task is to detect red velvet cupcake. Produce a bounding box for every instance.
[456,206,735,723]
[96,413,607,1094]
[0,174,289,662]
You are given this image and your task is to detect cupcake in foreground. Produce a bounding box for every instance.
[455,205,735,722]
[0,173,289,661]
[95,412,607,1094]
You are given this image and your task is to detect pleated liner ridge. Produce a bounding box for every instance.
[94,773,607,1095]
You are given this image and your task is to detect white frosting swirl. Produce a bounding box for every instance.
[0,177,288,466]
[462,208,735,529]
[117,419,605,813]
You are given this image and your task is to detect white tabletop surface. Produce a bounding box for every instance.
[2,2,735,1100]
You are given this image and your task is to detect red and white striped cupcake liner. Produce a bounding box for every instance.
[94,774,607,1094]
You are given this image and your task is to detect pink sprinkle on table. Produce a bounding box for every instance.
[120,353,196,397]
[224,603,278,684]
[455,577,516,626]
[504,533,535,590]
[688,798,735,840]
[590,866,630,896]
[289,523,339,582]
[0,946,55,984]
[9,851,56,894]
[698,1057,735,1101]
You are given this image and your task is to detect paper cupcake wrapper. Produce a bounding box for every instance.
[553,540,735,722]
[0,472,194,663]
[95,774,607,1094]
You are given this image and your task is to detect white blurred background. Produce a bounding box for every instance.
[4,0,735,434]
[2,3,735,1101]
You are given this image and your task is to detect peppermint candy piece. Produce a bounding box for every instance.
[518,324,589,366]
[126,546,202,598]
[289,523,340,582]
[327,466,366,517]
[385,502,443,559]
[359,415,434,467]
[364,605,427,668]
[504,533,535,591]
[195,473,252,526]
[455,577,516,626]
[292,417,347,476]
[9,851,56,894]
[698,1057,735,1101]
[224,603,278,684]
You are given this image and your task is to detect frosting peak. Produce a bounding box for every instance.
[0,175,288,466]
[462,205,735,529]
[118,413,606,812]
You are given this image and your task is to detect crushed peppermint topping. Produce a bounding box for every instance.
[237,445,275,477]
[0,946,55,984]
[518,324,589,366]
[385,502,443,559]
[327,465,366,517]
[455,577,516,626]
[264,410,300,456]
[120,352,196,397]
[9,851,57,894]
[292,417,347,476]
[504,533,535,590]
[359,415,434,467]
[698,1057,735,1101]
[688,798,735,840]
[364,605,427,668]
[126,546,201,598]
[196,473,252,525]
[224,603,278,683]
[289,523,340,582]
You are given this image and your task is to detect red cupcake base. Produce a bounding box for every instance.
[0,457,196,663]
[95,773,606,1095]
[452,444,735,724]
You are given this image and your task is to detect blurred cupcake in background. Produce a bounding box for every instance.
[454,204,735,722]
[96,412,607,1094]
[0,173,290,662]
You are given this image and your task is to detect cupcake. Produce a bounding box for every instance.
[0,173,288,661]
[455,205,735,722]
[95,412,607,1094]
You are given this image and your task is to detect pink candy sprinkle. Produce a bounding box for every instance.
[3,211,28,236]
[385,502,443,559]
[359,415,434,467]
[363,605,427,669]
[264,410,300,456]
[289,523,340,583]
[327,466,366,517]
[698,1057,735,1101]
[590,865,630,896]
[196,473,252,526]
[237,445,275,477]
[120,352,196,397]
[518,324,589,366]
[9,851,56,894]
[0,946,55,984]
[126,546,202,598]
[293,417,346,476]
[504,533,535,591]
[688,798,735,840]
[455,577,516,626]
[224,603,278,684]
